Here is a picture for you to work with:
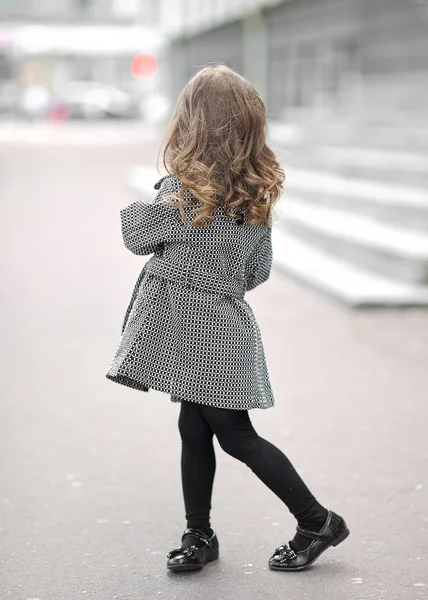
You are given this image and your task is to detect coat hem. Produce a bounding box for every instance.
[105,372,274,411]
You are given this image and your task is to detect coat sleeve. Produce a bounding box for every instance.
[120,177,175,255]
[244,227,273,291]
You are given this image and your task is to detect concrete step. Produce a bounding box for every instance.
[129,165,428,229]
[279,146,428,187]
[282,167,428,231]
[272,228,428,308]
[269,121,428,152]
[279,199,428,284]
[126,165,428,307]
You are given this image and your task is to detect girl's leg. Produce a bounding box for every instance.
[178,400,216,531]
[199,405,328,548]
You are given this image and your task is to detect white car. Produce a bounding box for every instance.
[55,81,132,119]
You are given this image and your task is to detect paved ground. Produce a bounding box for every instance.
[1,123,427,600]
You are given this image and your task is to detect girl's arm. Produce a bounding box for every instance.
[120,178,174,255]
[244,227,273,291]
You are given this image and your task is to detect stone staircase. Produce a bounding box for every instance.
[125,122,428,308]
[269,123,428,308]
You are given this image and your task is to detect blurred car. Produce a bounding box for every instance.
[53,81,139,120]
[16,85,52,120]
[138,91,170,125]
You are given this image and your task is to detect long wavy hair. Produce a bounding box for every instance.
[158,65,285,228]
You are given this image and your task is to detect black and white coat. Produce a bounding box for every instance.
[106,175,275,410]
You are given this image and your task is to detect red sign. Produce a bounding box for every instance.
[131,54,158,78]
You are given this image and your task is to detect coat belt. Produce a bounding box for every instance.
[145,256,245,299]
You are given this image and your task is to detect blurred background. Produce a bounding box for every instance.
[0,0,166,122]
[1,2,428,599]
[2,0,427,305]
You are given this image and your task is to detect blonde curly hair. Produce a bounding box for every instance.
[159,65,285,228]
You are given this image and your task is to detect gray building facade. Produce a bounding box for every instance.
[166,0,428,129]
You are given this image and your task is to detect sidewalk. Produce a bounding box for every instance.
[0,119,161,145]
[1,134,427,599]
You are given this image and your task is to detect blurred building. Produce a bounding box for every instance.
[0,0,165,118]
[163,0,428,131]
[0,0,159,24]
[160,0,428,307]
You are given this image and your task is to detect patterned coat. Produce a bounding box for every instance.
[105,175,275,410]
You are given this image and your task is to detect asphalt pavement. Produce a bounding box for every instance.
[0,123,427,600]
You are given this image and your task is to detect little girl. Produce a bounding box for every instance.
[106,65,350,572]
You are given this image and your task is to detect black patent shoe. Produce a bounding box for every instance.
[268,510,350,571]
[166,527,219,572]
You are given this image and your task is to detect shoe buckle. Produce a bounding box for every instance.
[167,544,199,559]
[275,543,297,562]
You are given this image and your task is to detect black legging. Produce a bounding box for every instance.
[178,400,327,531]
